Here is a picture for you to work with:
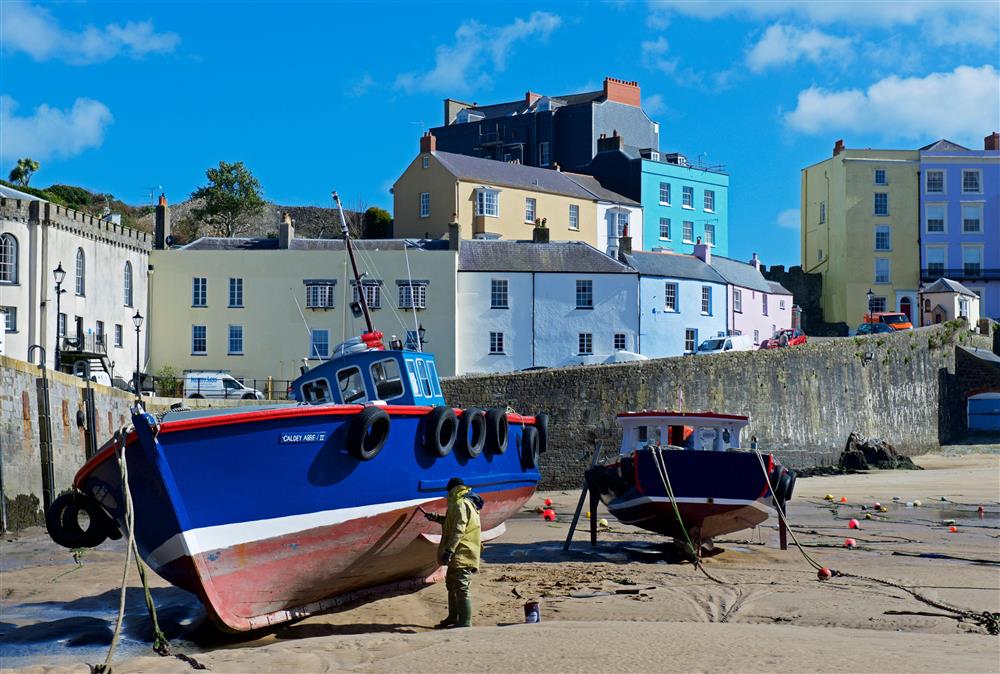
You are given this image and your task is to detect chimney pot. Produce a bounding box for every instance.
[750,252,760,271]
[279,215,295,249]
[158,193,167,207]
[986,132,999,151]
[833,139,845,156]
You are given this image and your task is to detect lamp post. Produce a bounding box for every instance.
[917,284,926,328]
[132,311,143,398]
[418,324,427,351]
[866,288,874,324]
[53,263,66,371]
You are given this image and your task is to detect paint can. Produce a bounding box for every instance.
[524,601,540,623]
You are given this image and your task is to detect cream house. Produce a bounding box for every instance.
[920,277,981,326]
[393,133,640,249]
[149,220,459,385]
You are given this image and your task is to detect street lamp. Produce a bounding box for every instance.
[418,324,427,350]
[53,263,66,371]
[866,288,874,324]
[132,311,143,398]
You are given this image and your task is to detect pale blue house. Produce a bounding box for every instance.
[622,244,728,357]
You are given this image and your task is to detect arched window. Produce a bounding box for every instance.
[0,234,17,283]
[75,248,85,296]
[124,261,133,307]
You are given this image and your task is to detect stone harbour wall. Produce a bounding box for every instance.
[0,355,262,531]
[442,323,990,489]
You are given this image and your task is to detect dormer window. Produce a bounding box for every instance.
[456,109,485,124]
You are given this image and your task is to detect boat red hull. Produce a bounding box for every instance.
[607,496,771,541]
[161,485,534,631]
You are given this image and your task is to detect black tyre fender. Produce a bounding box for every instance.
[46,492,112,549]
[535,413,550,454]
[783,470,797,502]
[347,406,391,461]
[424,406,458,458]
[484,408,509,455]
[776,471,793,504]
[457,407,486,459]
[519,426,540,470]
[769,465,785,495]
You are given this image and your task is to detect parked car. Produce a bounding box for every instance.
[864,312,913,331]
[855,322,895,335]
[694,334,754,355]
[759,328,807,349]
[184,371,264,400]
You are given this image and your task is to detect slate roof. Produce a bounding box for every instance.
[181,237,450,252]
[923,277,978,297]
[435,151,634,202]
[708,255,774,293]
[0,184,40,200]
[623,251,726,284]
[767,280,793,296]
[563,173,640,206]
[919,139,971,152]
[463,90,604,119]
[458,239,634,273]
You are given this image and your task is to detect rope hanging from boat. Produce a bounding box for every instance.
[750,448,999,636]
[647,446,728,586]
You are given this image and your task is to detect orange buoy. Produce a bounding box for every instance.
[949,525,958,533]
[542,509,556,521]
[817,567,833,580]
[844,538,857,549]
[848,518,860,529]
[873,502,882,509]
[839,496,848,503]
[544,498,553,507]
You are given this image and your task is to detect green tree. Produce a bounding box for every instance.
[8,158,40,187]
[190,161,265,237]
[363,206,392,238]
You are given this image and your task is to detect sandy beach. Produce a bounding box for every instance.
[2,451,998,673]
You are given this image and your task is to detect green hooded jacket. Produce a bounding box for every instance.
[432,485,482,570]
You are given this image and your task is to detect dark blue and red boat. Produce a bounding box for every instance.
[47,194,545,631]
[587,412,794,550]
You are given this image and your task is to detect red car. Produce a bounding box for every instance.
[759,328,807,349]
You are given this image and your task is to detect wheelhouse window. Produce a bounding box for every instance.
[75,248,85,296]
[415,359,433,397]
[371,358,404,400]
[476,188,499,217]
[0,234,17,283]
[301,379,332,404]
[123,262,133,307]
[398,281,427,309]
[338,366,368,403]
[575,279,593,309]
[491,279,509,309]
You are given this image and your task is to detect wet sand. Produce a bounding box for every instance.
[2,452,999,673]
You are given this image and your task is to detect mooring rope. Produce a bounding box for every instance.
[750,448,999,636]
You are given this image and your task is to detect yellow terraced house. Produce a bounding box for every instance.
[393,133,640,251]
[801,140,920,327]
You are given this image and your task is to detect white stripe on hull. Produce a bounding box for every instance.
[611,495,771,515]
[147,496,441,569]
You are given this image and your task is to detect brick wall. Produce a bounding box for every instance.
[442,324,990,489]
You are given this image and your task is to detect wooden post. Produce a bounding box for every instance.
[779,501,788,551]
[564,442,603,551]
[589,486,600,546]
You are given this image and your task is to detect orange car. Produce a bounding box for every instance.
[864,312,913,331]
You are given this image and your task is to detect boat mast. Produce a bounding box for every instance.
[332,191,375,335]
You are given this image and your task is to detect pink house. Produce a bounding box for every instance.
[693,245,793,345]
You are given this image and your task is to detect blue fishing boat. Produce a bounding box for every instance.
[47,194,546,632]
[586,411,793,551]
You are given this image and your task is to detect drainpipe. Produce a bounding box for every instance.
[531,273,536,367]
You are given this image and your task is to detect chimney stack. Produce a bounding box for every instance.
[986,132,999,151]
[154,193,170,249]
[448,222,461,252]
[525,91,541,107]
[420,132,436,154]
[750,252,760,271]
[279,212,295,249]
[597,130,625,153]
[618,234,632,259]
[693,237,712,265]
[602,77,641,107]
[532,218,550,243]
[833,139,845,156]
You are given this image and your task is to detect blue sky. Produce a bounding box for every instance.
[2,1,998,266]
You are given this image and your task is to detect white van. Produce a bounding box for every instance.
[184,372,264,400]
[694,335,754,356]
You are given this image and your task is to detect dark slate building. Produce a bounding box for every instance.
[430,77,659,172]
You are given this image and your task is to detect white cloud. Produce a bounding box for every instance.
[643,93,667,116]
[746,24,854,72]
[641,37,680,76]
[783,65,1000,144]
[1,2,179,64]
[776,208,799,230]
[350,73,375,97]
[648,1,998,47]
[396,12,561,94]
[0,96,113,161]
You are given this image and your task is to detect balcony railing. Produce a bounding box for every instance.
[61,333,107,355]
[921,268,1000,282]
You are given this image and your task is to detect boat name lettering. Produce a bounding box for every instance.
[278,432,328,444]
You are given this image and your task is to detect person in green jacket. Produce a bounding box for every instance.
[424,477,482,629]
